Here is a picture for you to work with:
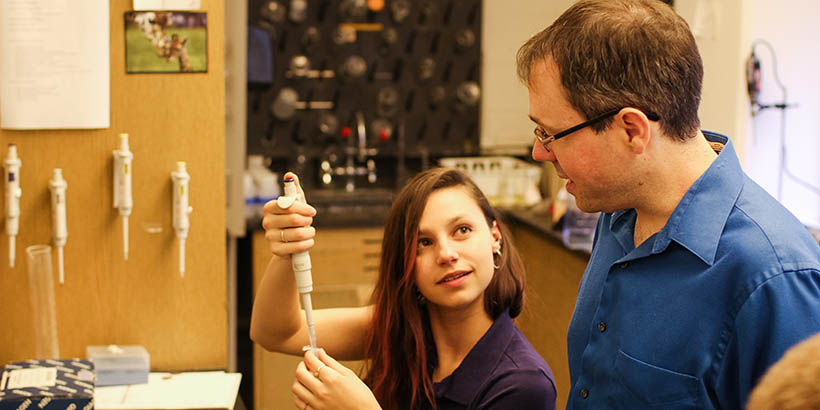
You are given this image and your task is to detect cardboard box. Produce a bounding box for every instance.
[0,359,95,410]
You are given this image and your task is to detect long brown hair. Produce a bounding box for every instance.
[363,168,526,410]
[516,0,703,141]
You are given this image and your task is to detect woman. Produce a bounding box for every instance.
[251,168,556,410]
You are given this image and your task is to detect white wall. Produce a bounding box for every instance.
[480,0,573,154]
[741,0,820,227]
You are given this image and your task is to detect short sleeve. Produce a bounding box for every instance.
[474,368,557,410]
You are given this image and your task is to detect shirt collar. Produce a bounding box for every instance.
[654,131,743,265]
[433,310,516,405]
[607,132,743,265]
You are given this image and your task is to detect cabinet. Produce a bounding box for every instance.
[508,221,588,410]
[251,227,382,410]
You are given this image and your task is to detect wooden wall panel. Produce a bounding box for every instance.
[0,0,226,371]
[511,224,588,410]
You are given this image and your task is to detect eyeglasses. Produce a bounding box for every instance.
[534,107,660,152]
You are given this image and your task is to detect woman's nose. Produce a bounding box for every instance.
[437,241,459,265]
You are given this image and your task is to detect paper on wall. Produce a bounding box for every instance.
[133,0,201,10]
[0,0,110,129]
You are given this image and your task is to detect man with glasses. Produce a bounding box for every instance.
[516,0,820,409]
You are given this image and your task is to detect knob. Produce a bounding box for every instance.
[341,55,367,80]
[429,86,446,109]
[318,112,339,136]
[418,57,435,82]
[289,55,310,77]
[339,0,368,20]
[390,0,411,23]
[261,1,286,23]
[377,87,399,117]
[301,27,321,50]
[455,29,476,51]
[271,88,300,120]
[455,82,481,111]
[372,119,393,142]
[289,0,308,23]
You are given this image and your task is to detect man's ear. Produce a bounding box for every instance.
[616,108,653,154]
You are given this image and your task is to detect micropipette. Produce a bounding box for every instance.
[3,144,22,268]
[49,168,68,284]
[171,162,192,278]
[113,134,133,261]
[278,177,318,350]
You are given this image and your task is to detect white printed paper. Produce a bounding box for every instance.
[0,0,110,129]
[6,367,57,389]
[133,0,201,10]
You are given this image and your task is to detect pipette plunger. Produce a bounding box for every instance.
[4,145,21,268]
[280,177,318,350]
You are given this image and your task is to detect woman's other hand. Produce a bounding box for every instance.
[292,349,382,410]
[262,172,317,257]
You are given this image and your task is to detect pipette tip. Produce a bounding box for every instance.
[58,246,65,284]
[9,236,15,268]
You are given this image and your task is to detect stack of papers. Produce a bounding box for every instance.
[95,372,242,410]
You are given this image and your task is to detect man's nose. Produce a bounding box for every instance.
[532,140,556,162]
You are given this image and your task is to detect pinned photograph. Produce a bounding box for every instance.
[124,11,207,73]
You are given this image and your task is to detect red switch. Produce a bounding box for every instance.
[340,126,352,139]
[379,128,391,141]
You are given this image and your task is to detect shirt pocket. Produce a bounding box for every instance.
[606,350,701,409]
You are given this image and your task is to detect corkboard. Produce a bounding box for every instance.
[0,0,226,371]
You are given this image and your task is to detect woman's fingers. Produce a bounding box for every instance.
[283,171,308,203]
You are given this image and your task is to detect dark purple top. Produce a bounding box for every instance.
[424,310,557,410]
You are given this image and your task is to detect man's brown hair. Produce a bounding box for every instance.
[517,0,703,141]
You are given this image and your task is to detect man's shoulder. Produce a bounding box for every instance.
[721,176,820,272]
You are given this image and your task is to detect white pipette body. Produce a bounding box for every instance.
[3,144,21,268]
[172,161,192,278]
[49,168,68,284]
[279,178,317,349]
[113,134,133,260]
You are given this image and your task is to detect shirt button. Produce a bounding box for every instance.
[598,321,607,332]
[619,262,629,269]
[580,388,589,399]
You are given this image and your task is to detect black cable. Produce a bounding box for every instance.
[749,39,820,200]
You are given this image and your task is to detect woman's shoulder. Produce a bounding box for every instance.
[474,366,557,410]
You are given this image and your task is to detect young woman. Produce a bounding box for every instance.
[251,168,556,410]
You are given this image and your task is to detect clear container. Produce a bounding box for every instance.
[25,244,60,359]
[561,191,600,253]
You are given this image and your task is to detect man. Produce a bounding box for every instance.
[516,0,820,409]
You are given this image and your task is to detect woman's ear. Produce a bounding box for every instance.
[491,220,502,252]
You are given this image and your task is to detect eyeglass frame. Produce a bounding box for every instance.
[534,107,660,152]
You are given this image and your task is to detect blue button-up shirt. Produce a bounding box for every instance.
[566,131,820,410]
[426,310,557,410]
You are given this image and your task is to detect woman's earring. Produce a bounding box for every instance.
[493,248,502,269]
[414,287,426,305]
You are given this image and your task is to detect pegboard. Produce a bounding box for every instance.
[246,0,482,190]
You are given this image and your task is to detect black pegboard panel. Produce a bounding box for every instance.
[246,0,481,190]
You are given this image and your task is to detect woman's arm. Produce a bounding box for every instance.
[249,173,373,360]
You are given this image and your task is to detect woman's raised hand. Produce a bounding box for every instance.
[262,172,317,257]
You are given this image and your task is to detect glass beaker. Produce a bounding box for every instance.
[25,245,60,359]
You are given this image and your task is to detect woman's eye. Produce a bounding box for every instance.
[456,226,472,235]
[418,238,432,248]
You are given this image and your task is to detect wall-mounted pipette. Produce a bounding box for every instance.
[171,162,192,278]
[3,144,22,268]
[278,177,317,350]
[113,134,133,260]
[49,169,68,284]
